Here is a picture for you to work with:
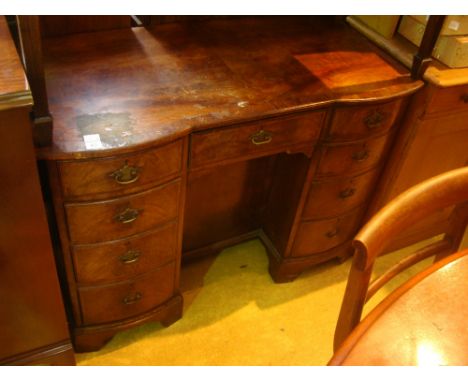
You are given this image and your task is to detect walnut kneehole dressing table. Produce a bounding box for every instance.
[30,16,423,351]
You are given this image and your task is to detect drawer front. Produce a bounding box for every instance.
[66,180,180,244]
[73,222,178,285]
[328,99,403,141]
[59,140,183,200]
[427,84,468,115]
[79,261,176,325]
[292,208,365,257]
[190,111,325,168]
[303,168,379,219]
[316,133,391,177]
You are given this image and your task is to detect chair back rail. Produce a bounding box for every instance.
[334,166,468,351]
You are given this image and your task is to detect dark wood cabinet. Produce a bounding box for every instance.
[346,17,468,252]
[16,14,468,356]
[24,16,423,351]
[47,139,187,351]
[0,18,74,364]
[1,14,465,357]
[368,82,468,251]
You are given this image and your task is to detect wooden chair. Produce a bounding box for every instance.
[333,166,468,351]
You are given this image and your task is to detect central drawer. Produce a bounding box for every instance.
[190,110,325,168]
[65,179,180,244]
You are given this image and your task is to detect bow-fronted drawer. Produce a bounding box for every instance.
[328,99,403,141]
[65,179,180,244]
[58,140,183,201]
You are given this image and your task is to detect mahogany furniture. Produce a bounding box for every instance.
[0,18,75,365]
[333,167,468,351]
[348,16,468,252]
[368,78,468,251]
[28,16,425,352]
[329,249,468,366]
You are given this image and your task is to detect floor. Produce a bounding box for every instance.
[74,234,462,366]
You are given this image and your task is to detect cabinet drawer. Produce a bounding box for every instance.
[328,99,403,141]
[292,208,364,257]
[79,261,176,325]
[316,133,392,177]
[427,84,468,115]
[72,222,178,285]
[303,168,379,219]
[66,180,180,244]
[59,140,183,200]
[190,111,325,168]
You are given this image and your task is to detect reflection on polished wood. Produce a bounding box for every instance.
[329,249,468,366]
[348,15,468,253]
[0,17,32,109]
[37,16,420,159]
[32,16,426,351]
[333,167,468,353]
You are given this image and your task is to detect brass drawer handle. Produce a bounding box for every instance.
[109,161,141,185]
[250,130,273,145]
[326,228,339,238]
[352,149,370,162]
[364,110,386,129]
[119,249,141,264]
[461,94,468,103]
[339,187,356,199]
[123,292,142,305]
[114,207,141,224]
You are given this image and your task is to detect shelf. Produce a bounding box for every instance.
[347,16,468,88]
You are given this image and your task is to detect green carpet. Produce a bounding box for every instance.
[75,236,453,365]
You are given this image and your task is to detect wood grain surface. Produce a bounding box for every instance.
[37,16,422,160]
[303,168,381,219]
[0,17,31,109]
[330,250,468,365]
[65,179,180,244]
[0,104,74,365]
[315,133,393,178]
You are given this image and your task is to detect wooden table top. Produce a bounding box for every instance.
[36,16,422,160]
[0,18,32,110]
[329,249,468,366]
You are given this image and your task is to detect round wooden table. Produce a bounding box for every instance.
[329,249,468,366]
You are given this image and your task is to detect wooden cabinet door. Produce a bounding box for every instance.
[0,107,74,365]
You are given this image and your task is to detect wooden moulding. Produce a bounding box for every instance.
[0,341,75,366]
[0,92,33,112]
[0,17,33,111]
